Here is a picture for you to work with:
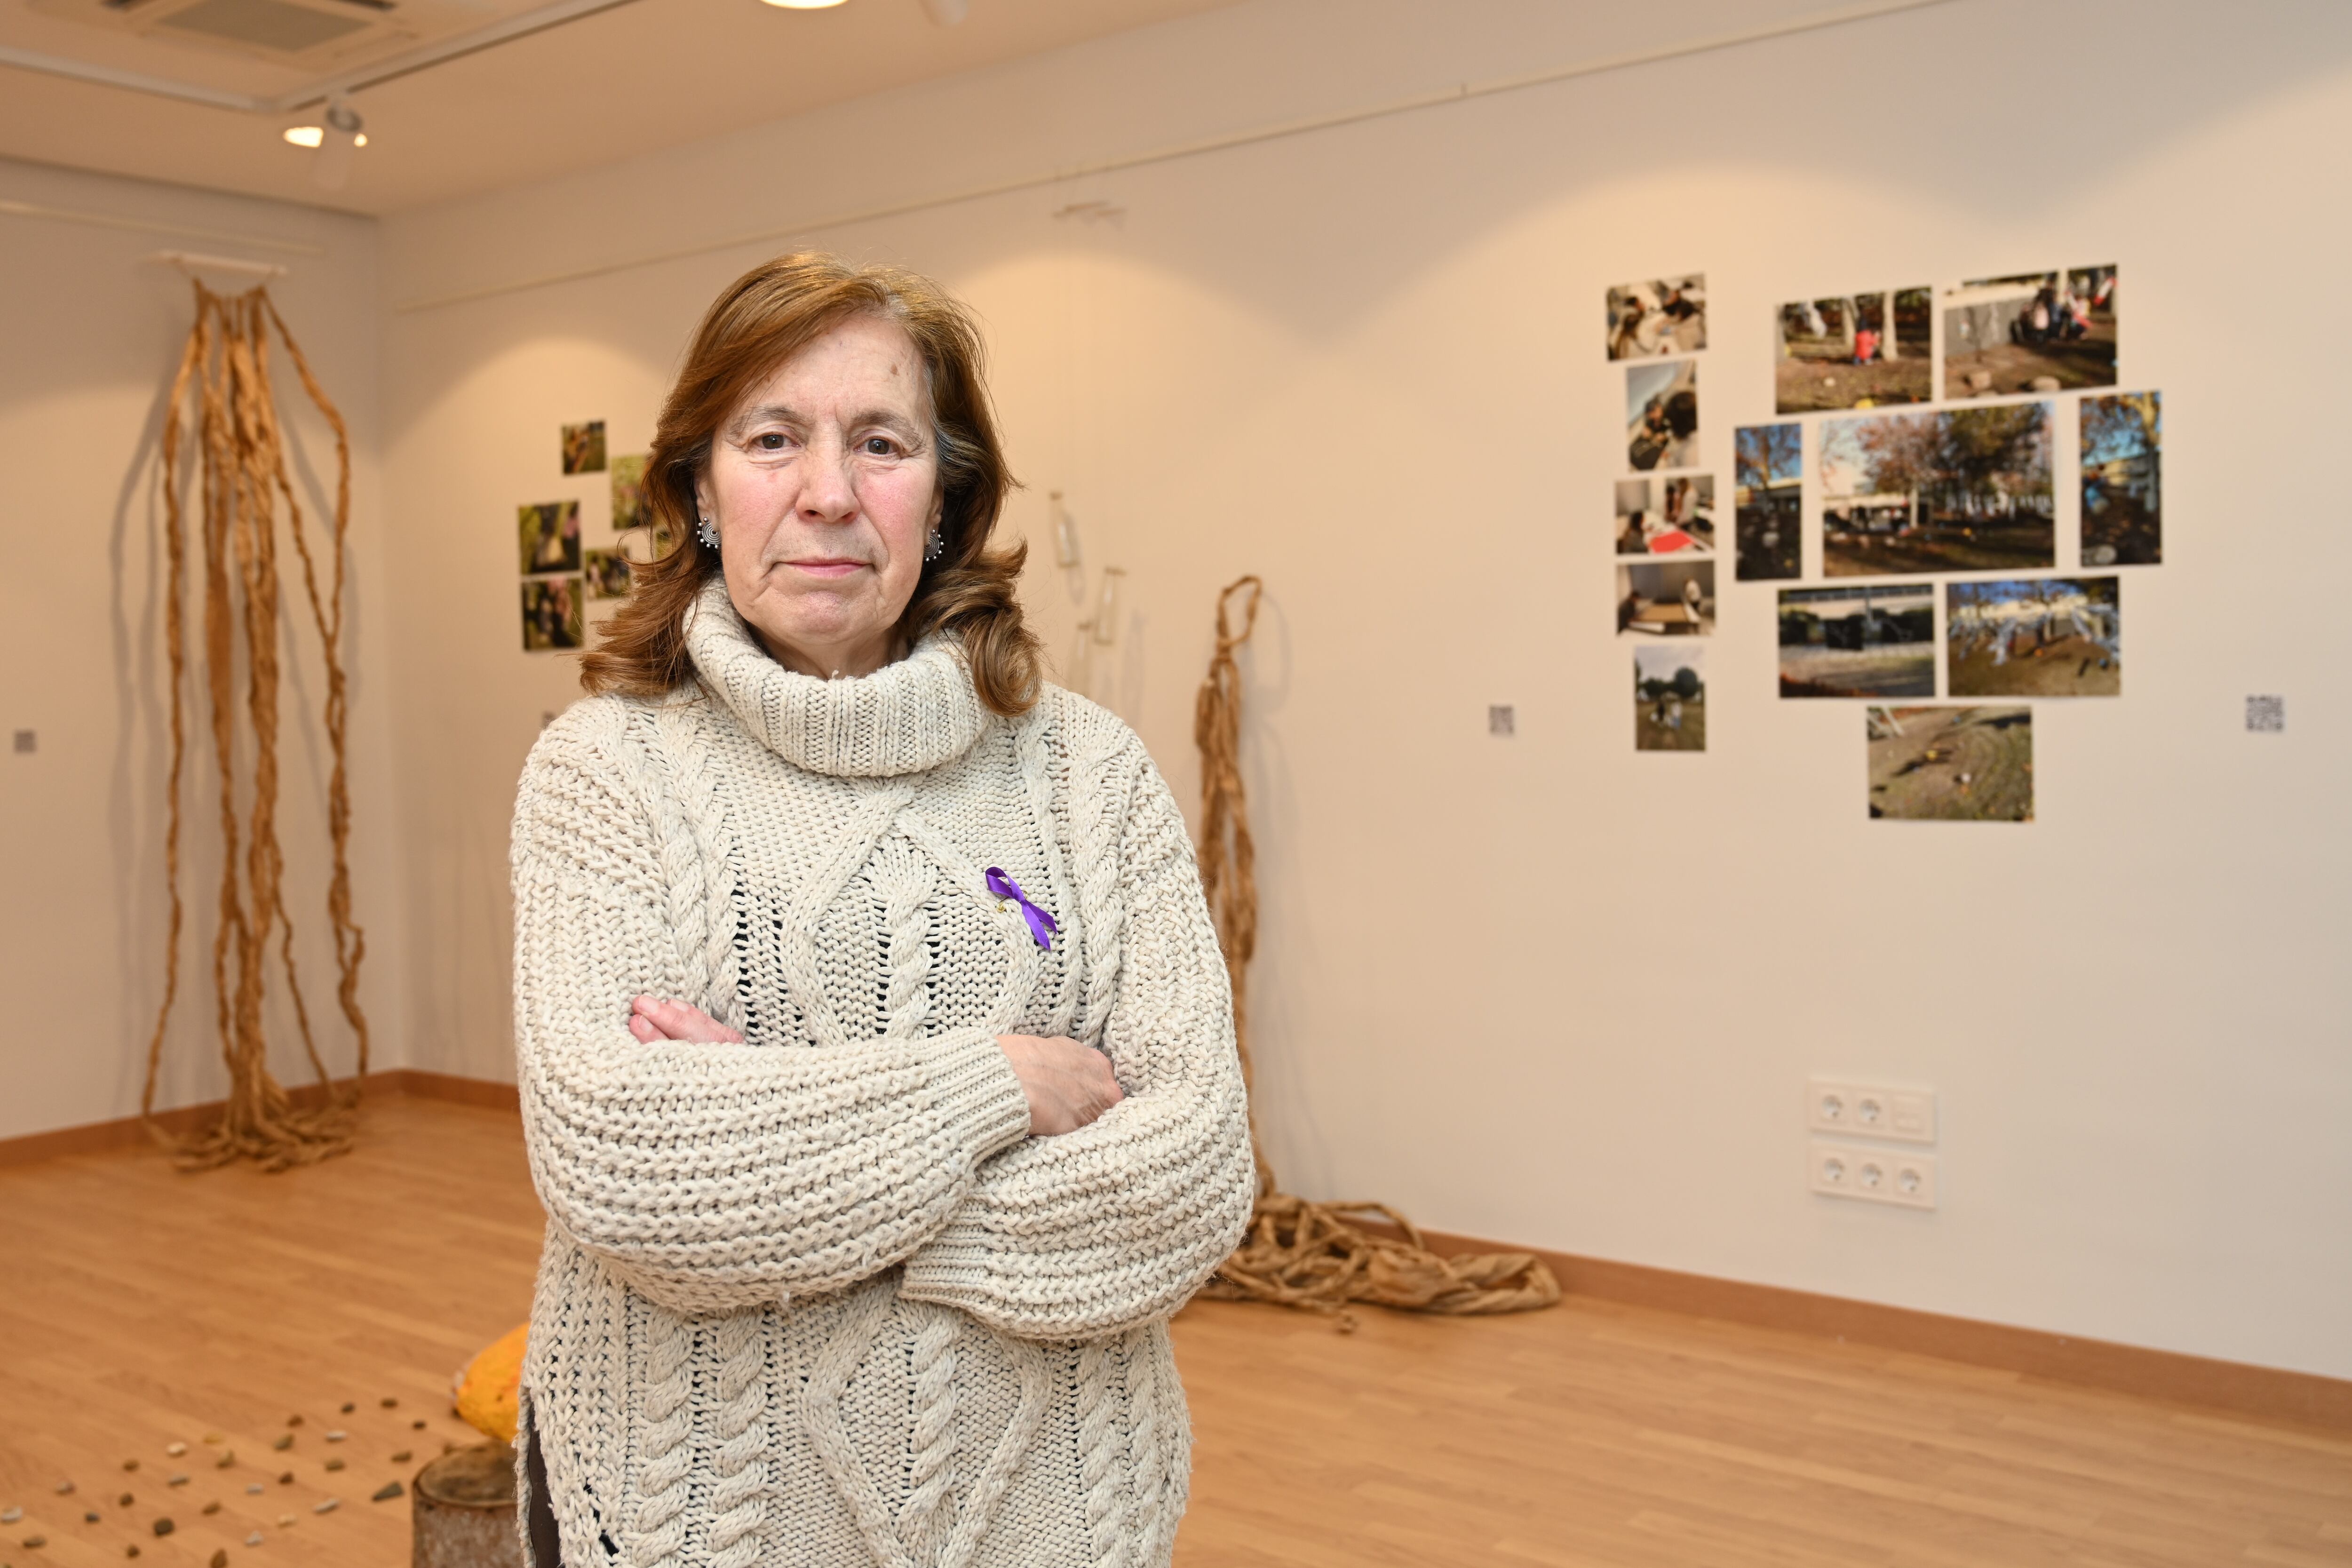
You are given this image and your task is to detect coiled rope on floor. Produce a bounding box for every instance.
[1191,576,1559,1326]
[143,280,372,1170]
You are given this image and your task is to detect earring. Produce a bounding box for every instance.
[923,529,944,563]
[697,515,719,551]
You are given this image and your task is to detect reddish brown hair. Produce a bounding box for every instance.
[580,253,1040,715]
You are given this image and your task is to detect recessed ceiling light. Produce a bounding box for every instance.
[759,0,848,8]
[284,125,367,148]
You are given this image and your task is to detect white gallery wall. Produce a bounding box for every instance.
[0,158,407,1135]
[3,0,2344,1384]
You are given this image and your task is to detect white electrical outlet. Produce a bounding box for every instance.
[1810,1139,1937,1209]
[1809,1076,1936,1144]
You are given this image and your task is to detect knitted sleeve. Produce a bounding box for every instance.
[898,737,1256,1339]
[509,707,1036,1319]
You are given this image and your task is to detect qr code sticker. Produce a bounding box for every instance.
[2246,695,2285,732]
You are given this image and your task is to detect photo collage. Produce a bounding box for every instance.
[1606,274,1711,752]
[518,421,666,652]
[1730,264,2158,820]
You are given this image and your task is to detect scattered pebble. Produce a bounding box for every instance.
[389,1452,410,1464]
[164,1445,186,1459]
[203,1435,223,1447]
[118,1495,134,1509]
[125,1546,140,1558]
[322,1461,343,1474]
[284,1417,302,1429]
[245,1533,263,1547]
[54,1484,74,1498]
[216,1453,235,1470]
[167,1477,188,1489]
[380,1399,397,1410]
[200,1504,221,1518]
[121,1463,138,1474]
[23,1538,47,1551]
[410,1421,424,1431]
[338,1404,354,1416]
[0,1513,16,1527]
[152,1519,175,1538]
[211,1553,229,1568]
[244,1487,262,1497]
[271,1436,291,1454]
[310,1501,337,1517]
[275,1516,294,1529]
[84,1513,100,1524]
[369,1484,402,1504]
[324,1433,345,1444]
[275,1475,292,1488]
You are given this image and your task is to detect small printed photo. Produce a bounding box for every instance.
[1774,289,1931,413]
[1634,644,1707,753]
[584,547,633,600]
[561,420,608,475]
[1733,422,1802,581]
[1617,559,1715,637]
[521,577,584,652]
[1946,576,2120,697]
[2081,391,2161,566]
[1615,474,1715,556]
[1943,266,2116,399]
[1819,404,2053,577]
[1626,359,1699,472]
[610,454,649,531]
[1606,274,1707,360]
[1778,584,1935,699]
[1867,706,2033,822]
[518,500,582,575]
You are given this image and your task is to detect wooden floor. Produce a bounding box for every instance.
[2,1099,2345,1568]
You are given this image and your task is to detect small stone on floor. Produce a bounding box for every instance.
[369,1485,402,1504]
[151,1519,174,1536]
[244,1533,263,1547]
[310,1501,337,1516]
[164,1446,186,1459]
[201,1504,220,1517]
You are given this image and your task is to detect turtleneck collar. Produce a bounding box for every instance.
[683,576,990,778]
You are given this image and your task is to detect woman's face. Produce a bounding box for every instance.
[696,312,943,679]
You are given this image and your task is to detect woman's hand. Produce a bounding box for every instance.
[996,1034,1123,1136]
[628,996,745,1044]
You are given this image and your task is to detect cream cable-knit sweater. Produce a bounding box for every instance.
[509,579,1255,1568]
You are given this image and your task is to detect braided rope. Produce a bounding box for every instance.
[702,1309,771,1568]
[1192,576,1561,1326]
[875,837,936,1043]
[1074,1340,1128,1568]
[896,1301,960,1564]
[141,280,369,1170]
[627,1305,697,1568]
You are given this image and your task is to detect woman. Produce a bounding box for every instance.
[509,253,1255,1568]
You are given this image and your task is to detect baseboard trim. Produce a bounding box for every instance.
[1394,1223,2352,1433]
[0,1069,520,1167]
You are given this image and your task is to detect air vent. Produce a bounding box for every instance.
[156,0,368,50]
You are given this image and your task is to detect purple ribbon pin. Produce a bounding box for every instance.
[985,867,1058,951]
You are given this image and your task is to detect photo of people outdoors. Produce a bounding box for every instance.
[1626,359,1699,472]
[1867,706,2033,821]
[1634,643,1706,752]
[1606,274,1707,359]
[585,547,633,600]
[560,419,607,475]
[1733,422,1802,581]
[1778,584,1935,698]
[1946,576,2120,697]
[1818,403,2053,577]
[1615,474,1714,556]
[610,453,648,531]
[2081,391,2162,566]
[520,576,584,651]
[518,500,582,575]
[1617,559,1715,637]
[1774,288,1931,413]
[1943,266,2116,398]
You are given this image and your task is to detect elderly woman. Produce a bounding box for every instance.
[509,253,1255,1568]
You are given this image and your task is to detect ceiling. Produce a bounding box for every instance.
[0,0,1241,213]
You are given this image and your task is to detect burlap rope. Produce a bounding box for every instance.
[142,280,372,1170]
[1192,577,1560,1326]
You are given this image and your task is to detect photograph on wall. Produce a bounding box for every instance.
[1626,359,1699,472]
[585,547,633,600]
[2081,391,2162,566]
[1634,644,1707,752]
[1617,559,1714,637]
[518,500,582,575]
[1774,289,1932,413]
[1606,274,1706,360]
[561,419,608,475]
[1946,576,2120,697]
[1942,266,2116,398]
[1615,475,1714,556]
[610,453,649,531]
[1867,706,2033,821]
[1732,422,1802,581]
[521,577,584,652]
[1778,584,1934,698]
[1819,403,2053,577]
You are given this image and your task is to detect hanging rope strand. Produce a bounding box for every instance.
[1192,574,1560,1325]
[142,279,370,1170]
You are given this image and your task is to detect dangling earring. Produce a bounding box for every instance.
[697,515,719,551]
[923,528,944,564]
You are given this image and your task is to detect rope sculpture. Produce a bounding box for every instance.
[1193,576,1560,1325]
[143,280,371,1170]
